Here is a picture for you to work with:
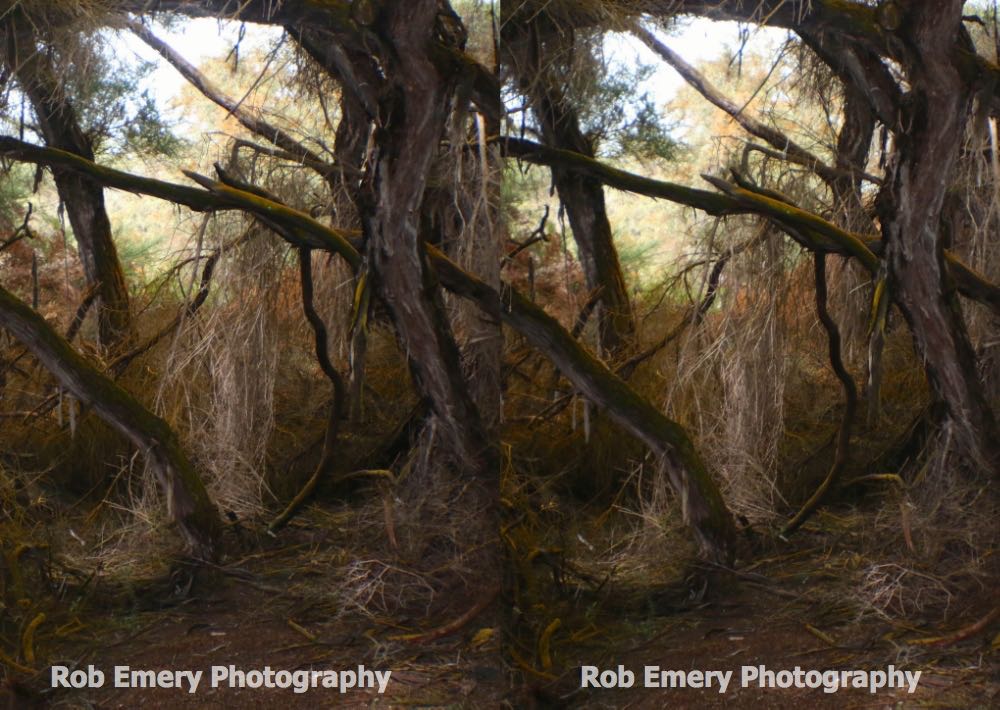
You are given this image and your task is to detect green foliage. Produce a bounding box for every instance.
[0,163,34,231]
[571,56,680,162]
[62,51,184,159]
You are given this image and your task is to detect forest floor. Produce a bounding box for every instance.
[6,503,997,709]
[9,506,504,709]
[526,526,999,709]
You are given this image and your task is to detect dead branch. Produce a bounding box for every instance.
[631,24,882,189]
[781,253,858,537]
[268,248,346,532]
[391,585,498,644]
[130,20,337,180]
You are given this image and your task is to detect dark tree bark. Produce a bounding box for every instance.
[831,82,876,228]
[502,9,635,354]
[0,285,221,557]
[356,2,497,483]
[2,21,132,348]
[876,1,1000,475]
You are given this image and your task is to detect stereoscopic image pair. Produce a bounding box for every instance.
[1,2,997,707]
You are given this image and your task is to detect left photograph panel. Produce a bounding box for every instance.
[0,1,503,706]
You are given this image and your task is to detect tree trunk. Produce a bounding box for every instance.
[3,21,132,348]
[359,2,497,483]
[831,83,875,229]
[502,13,635,354]
[0,285,221,558]
[878,1,1000,475]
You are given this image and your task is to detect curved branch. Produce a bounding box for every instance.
[781,254,858,536]
[269,248,346,532]
[0,136,362,266]
[127,1,501,121]
[129,20,337,179]
[631,24,881,188]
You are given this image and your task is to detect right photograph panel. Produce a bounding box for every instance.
[498,2,1000,706]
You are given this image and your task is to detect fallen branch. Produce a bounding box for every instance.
[909,605,1000,647]
[0,284,222,557]
[390,586,498,644]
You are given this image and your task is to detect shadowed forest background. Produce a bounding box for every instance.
[1,1,998,707]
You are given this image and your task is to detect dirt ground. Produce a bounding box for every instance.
[3,510,997,709]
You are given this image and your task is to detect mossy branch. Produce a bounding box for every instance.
[426,245,738,563]
[0,134,739,560]
[0,284,222,558]
[0,136,362,268]
[498,137,1000,316]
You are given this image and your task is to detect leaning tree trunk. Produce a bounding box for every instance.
[878,1,1000,475]
[532,90,636,356]
[427,246,738,563]
[502,12,635,355]
[0,285,221,558]
[3,21,132,348]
